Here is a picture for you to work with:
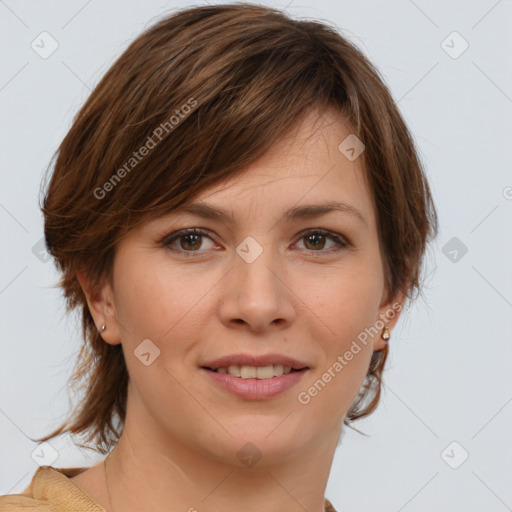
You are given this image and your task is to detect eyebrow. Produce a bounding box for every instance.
[170,200,368,228]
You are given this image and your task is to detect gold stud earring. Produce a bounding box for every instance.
[381,326,390,342]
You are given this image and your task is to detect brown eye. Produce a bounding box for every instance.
[178,233,203,251]
[303,233,327,250]
[159,227,349,258]
[296,229,348,253]
[161,228,216,257]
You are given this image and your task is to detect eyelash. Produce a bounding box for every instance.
[159,228,350,258]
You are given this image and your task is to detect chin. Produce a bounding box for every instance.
[207,416,314,465]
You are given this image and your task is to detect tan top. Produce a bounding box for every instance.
[0,466,339,511]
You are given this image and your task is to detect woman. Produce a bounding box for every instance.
[0,2,438,511]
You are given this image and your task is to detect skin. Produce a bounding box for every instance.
[72,106,405,512]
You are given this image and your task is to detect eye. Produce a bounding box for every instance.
[160,228,217,257]
[159,227,350,258]
[294,229,349,254]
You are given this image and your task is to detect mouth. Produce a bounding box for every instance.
[199,353,310,399]
[200,361,309,400]
[201,364,307,380]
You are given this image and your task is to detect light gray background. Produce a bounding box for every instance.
[1,0,511,510]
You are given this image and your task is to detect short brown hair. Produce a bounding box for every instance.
[33,2,438,454]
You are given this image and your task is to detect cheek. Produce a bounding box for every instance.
[112,253,199,336]
[296,264,382,419]
[295,341,374,434]
[112,253,220,378]
[298,314,376,428]
[308,260,383,340]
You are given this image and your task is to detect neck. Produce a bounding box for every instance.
[102,388,341,512]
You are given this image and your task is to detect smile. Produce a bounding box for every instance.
[204,364,298,379]
[201,366,309,400]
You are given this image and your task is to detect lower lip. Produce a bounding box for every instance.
[201,368,308,400]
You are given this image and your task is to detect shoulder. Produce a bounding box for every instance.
[0,466,105,512]
[0,467,51,510]
[0,493,52,510]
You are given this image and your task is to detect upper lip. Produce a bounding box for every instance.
[201,353,310,370]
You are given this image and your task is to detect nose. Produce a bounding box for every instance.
[218,241,296,333]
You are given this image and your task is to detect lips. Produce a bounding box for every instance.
[200,353,309,371]
[201,365,308,399]
[200,353,310,399]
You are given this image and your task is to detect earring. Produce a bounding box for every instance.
[381,326,390,342]
[99,324,106,332]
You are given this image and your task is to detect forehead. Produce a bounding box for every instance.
[119,106,378,246]
[184,107,375,226]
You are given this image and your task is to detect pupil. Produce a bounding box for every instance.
[307,234,324,250]
[183,234,200,250]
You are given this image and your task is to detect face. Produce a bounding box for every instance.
[81,107,403,467]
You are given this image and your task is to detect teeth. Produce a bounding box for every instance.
[214,364,295,379]
[272,364,284,377]
[256,365,274,379]
[228,365,240,377]
[240,366,257,378]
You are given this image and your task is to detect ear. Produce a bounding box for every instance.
[76,268,122,346]
[372,286,407,351]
